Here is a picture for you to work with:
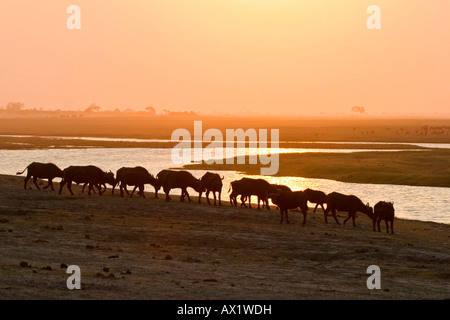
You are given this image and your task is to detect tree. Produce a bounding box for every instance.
[6,101,25,112]
[145,106,156,115]
[84,104,101,113]
[351,106,365,115]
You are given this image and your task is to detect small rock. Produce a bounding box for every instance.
[85,234,90,239]
[108,255,120,259]
[56,225,64,231]
[165,254,173,260]
[103,267,110,273]
[86,245,95,250]
[0,218,9,223]
[203,279,218,282]
[42,266,53,271]
[19,261,29,268]
[108,273,115,278]
[8,229,13,232]
[32,270,37,274]
[96,273,103,277]
[383,289,390,292]
[60,263,68,269]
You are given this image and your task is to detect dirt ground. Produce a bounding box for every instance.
[1,174,449,300]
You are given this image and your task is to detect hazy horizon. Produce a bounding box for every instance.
[1,0,449,117]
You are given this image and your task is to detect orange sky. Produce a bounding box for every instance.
[0,0,449,116]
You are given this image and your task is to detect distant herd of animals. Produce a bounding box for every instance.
[16,162,396,234]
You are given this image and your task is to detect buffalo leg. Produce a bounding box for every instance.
[218,190,222,205]
[240,195,247,208]
[67,181,74,195]
[377,217,382,232]
[185,189,192,202]
[332,209,340,225]
[43,179,52,190]
[313,203,319,213]
[212,191,216,206]
[24,174,31,189]
[265,198,270,211]
[206,190,211,205]
[32,177,41,191]
[130,186,138,198]
[385,219,389,233]
[343,212,354,225]
[390,219,394,234]
[301,208,307,225]
[164,187,171,202]
[95,184,102,196]
[59,180,66,195]
[139,185,145,198]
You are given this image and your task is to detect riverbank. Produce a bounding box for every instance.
[1,174,449,299]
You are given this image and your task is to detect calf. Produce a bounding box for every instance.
[373,201,395,234]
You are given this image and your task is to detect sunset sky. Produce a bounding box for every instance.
[0,0,449,116]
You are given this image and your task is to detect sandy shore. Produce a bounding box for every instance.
[1,174,449,300]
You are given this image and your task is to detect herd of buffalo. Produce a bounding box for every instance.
[16,162,396,234]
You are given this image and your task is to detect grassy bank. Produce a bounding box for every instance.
[184,149,450,188]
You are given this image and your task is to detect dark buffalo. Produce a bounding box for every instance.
[252,184,292,210]
[155,169,172,199]
[158,170,202,202]
[324,192,374,226]
[228,178,275,210]
[198,172,224,205]
[304,188,327,213]
[17,162,63,191]
[114,166,159,198]
[59,165,115,196]
[373,201,395,234]
[269,190,308,225]
[82,175,117,195]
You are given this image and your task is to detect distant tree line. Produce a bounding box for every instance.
[0,102,197,117]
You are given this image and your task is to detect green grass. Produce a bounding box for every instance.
[184,149,450,188]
